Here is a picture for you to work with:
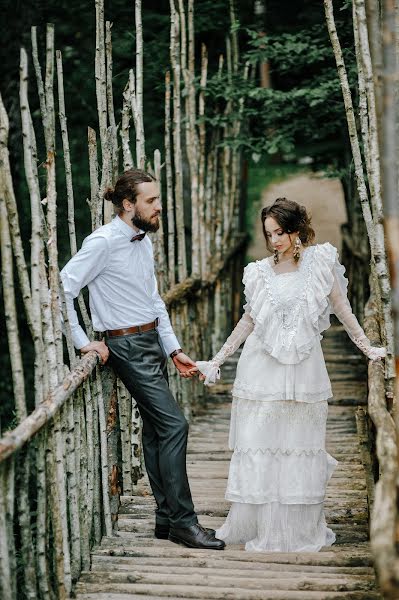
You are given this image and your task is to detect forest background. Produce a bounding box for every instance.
[0,0,355,428]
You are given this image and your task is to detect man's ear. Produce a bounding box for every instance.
[122,198,134,212]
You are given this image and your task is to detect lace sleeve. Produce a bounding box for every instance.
[196,312,254,385]
[328,260,385,361]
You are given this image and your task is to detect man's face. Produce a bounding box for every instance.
[131,181,161,232]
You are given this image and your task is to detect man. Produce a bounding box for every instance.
[61,168,224,550]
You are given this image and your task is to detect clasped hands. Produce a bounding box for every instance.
[171,352,205,380]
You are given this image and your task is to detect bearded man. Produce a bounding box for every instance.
[60,168,224,550]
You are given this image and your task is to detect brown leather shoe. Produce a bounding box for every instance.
[168,523,225,550]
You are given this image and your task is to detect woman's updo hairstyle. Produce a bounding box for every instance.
[104,168,156,214]
[261,197,315,253]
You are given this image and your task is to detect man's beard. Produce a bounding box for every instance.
[131,210,160,233]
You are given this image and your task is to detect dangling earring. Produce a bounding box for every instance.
[293,237,302,262]
[273,248,279,264]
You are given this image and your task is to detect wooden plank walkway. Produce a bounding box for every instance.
[75,324,382,599]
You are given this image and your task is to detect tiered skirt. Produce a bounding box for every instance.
[216,335,337,552]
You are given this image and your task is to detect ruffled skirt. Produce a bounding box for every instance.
[216,397,337,552]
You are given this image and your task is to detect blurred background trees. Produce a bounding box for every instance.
[0,0,355,428]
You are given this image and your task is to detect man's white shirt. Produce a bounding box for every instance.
[60,215,180,354]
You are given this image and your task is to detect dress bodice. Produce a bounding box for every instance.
[242,243,347,365]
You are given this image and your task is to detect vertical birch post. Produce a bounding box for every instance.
[170,1,187,280]
[366,0,383,130]
[178,0,200,277]
[381,0,399,414]
[0,464,13,600]
[0,179,38,600]
[105,21,119,184]
[353,0,395,380]
[153,148,168,294]
[198,44,208,277]
[56,50,77,256]
[20,45,47,406]
[43,25,64,385]
[19,54,52,598]
[165,70,176,285]
[121,81,134,170]
[324,2,379,282]
[95,0,107,150]
[135,0,145,168]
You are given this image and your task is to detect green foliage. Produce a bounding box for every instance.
[245,25,335,73]
[201,1,356,174]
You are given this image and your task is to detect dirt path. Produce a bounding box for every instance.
[248,172,347,261]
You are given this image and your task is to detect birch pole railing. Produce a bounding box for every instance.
[0,1,249,598]
[324,1,399,597]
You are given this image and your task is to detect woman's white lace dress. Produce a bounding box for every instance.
[197,242,385,553]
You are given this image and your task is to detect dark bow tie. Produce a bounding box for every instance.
[130,232,146,242]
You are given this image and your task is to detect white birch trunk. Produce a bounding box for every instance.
[170,3,187,280]
[117,379,133,494]
[36,433,51,600]
[353,2,371,174]
[198,44,208,277]
[94,370,113,537]
[88,126,102,231]
[0,165,27,422]
[44,25,64,385]
[56,50,77,256]
[135,0,145,167]
[164,70,176,285]
[153,148,168,294]
[324,1,376,250]
[31,26,49,150]
[121,81,134,171]
[0,96,33,331]
[105,21,119,183]
[95,0,107,150]
[19,48,46,406]
[65,395,81,580]
[0,464,13,600]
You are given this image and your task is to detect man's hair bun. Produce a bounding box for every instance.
[104,188,115,202]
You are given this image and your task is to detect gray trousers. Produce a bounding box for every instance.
[106,329,198,528]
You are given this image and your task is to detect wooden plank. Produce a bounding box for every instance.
[77,570,377,591]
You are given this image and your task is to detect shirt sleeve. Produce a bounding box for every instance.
[151,272,181,356]
[60,235,109,349]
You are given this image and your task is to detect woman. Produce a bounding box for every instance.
[196,197,385,553]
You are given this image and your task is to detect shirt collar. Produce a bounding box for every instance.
[114,215,144,239]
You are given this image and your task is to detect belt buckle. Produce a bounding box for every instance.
[137,324,142,334]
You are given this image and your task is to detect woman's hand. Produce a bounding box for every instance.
[196,360,221,385]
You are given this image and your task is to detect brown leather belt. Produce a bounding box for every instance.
[105,318,159,337]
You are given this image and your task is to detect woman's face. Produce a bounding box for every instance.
[264,216,297,254]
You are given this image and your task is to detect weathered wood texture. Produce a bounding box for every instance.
[75,324,381,600]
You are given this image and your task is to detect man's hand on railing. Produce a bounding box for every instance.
[80,340,109,364]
